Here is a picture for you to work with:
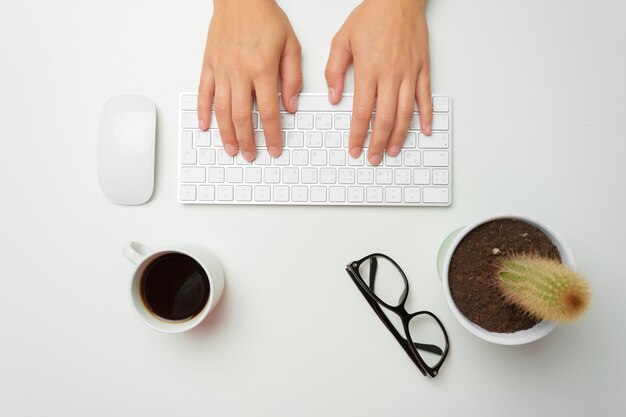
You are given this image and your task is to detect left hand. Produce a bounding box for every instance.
[325,0,432,165]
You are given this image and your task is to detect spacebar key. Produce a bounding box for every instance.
[295,95,354,112]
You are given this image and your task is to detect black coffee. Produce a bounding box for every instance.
[141,253,210,321]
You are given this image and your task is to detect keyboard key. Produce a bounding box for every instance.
[292,186,308,202]
[423,151,449,167]
[181,95,198,111]
[209,113,219,129]
[338,168,355,184]
[310,150,327,166]
[213,130,223,147]
[254,185,271,202]
[254,132,267,147]
[320,168,337,184]
[273,150,290,165]
[376,168,393,185]
[180,185,196,201]
[385,153,402,167]
[292,149,309,166]
[329,186,346,202]
[297,113,314,129]
[226,167,243,183]
[273,185,290,202]
[199,149,216,165]
[245,167,262,183]
[329,150,346,166]
[334,113,351,130]
[283,167,299,184]
[423,187,449,203]
[432,114,449,131]
[357,168,374,184]
[413,169,430,185]
[181,148,197,165]
[194,131,211,147]
[432,96,449,113]
[280,113,295,129]
[181,167,205,183]
[395,168,412,185]
[419,132,449,149]
[255,150,271,165]
[208,167,225,183]
[217,185,234,201]
[385,187,402,203]
[404,150,421,166]
[324,132,342,148]
[433,169,449,185]
[404,187,421,203]
[252,113,258,129]
[348,152,365,166]
[287,131,304,147]
[236,154,252,165]
[409,113,420,130]
[181,112,199,129]
[311,186,327,202]
[235,185,252,202]
[217,150,234,165]
[347,186,365,203]
[366,187,383,203]
[264,167,280,183]
[301,167,318,184]
[306,131,323,147]
[316,113,332,129]
[403,132,417,148]
[198,185,215,201]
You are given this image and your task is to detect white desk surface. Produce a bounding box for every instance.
[1,0,625,415]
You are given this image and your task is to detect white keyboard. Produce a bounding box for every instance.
[178,93,452,206]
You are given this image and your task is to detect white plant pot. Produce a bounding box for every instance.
[437,213,576,345]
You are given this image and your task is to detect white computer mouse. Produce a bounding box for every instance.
[98,95,156,205]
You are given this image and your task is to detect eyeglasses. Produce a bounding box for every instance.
[345,253,449,378]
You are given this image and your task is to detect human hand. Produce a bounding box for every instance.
[198,0,302,161]
[325,0,432,165]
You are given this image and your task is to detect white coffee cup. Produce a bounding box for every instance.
[123,241,225,333]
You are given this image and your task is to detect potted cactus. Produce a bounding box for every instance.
[437,213,591,345]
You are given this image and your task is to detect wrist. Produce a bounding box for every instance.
[214,0,275,8]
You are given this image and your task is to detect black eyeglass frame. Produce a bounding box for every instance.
[345,253,449,378]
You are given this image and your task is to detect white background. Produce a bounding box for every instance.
[1,0,625,415]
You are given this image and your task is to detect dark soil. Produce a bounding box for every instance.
[449,219,561,333]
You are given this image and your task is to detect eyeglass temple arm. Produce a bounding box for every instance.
[367,259,442,356]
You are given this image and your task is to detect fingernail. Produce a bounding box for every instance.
[243,151,256,162]
[198,119,206,130]
[289,95,298,111]
[328,87,335,101]
[350,147,362,158]
[224,144,237,156]
[388,145,400,157]
[369,154,382,165]
[425,123,432,135]
[268,146,281,157]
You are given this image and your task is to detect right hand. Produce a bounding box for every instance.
[198,0,302,162]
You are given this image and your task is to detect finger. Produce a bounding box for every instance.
[369,81,399,165]
[197,67,215,130]
[254,76,282,157]
[280,36,303,113]
[213,76,238,156]
[324,34,352,104]
[348,71,376,160]
[416,68,433,135]
[231,78,256,161]
[386,80,416,157]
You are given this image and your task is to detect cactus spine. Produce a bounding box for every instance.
[497,254,590,323]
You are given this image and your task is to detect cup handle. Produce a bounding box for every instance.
[123,241,151,265]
